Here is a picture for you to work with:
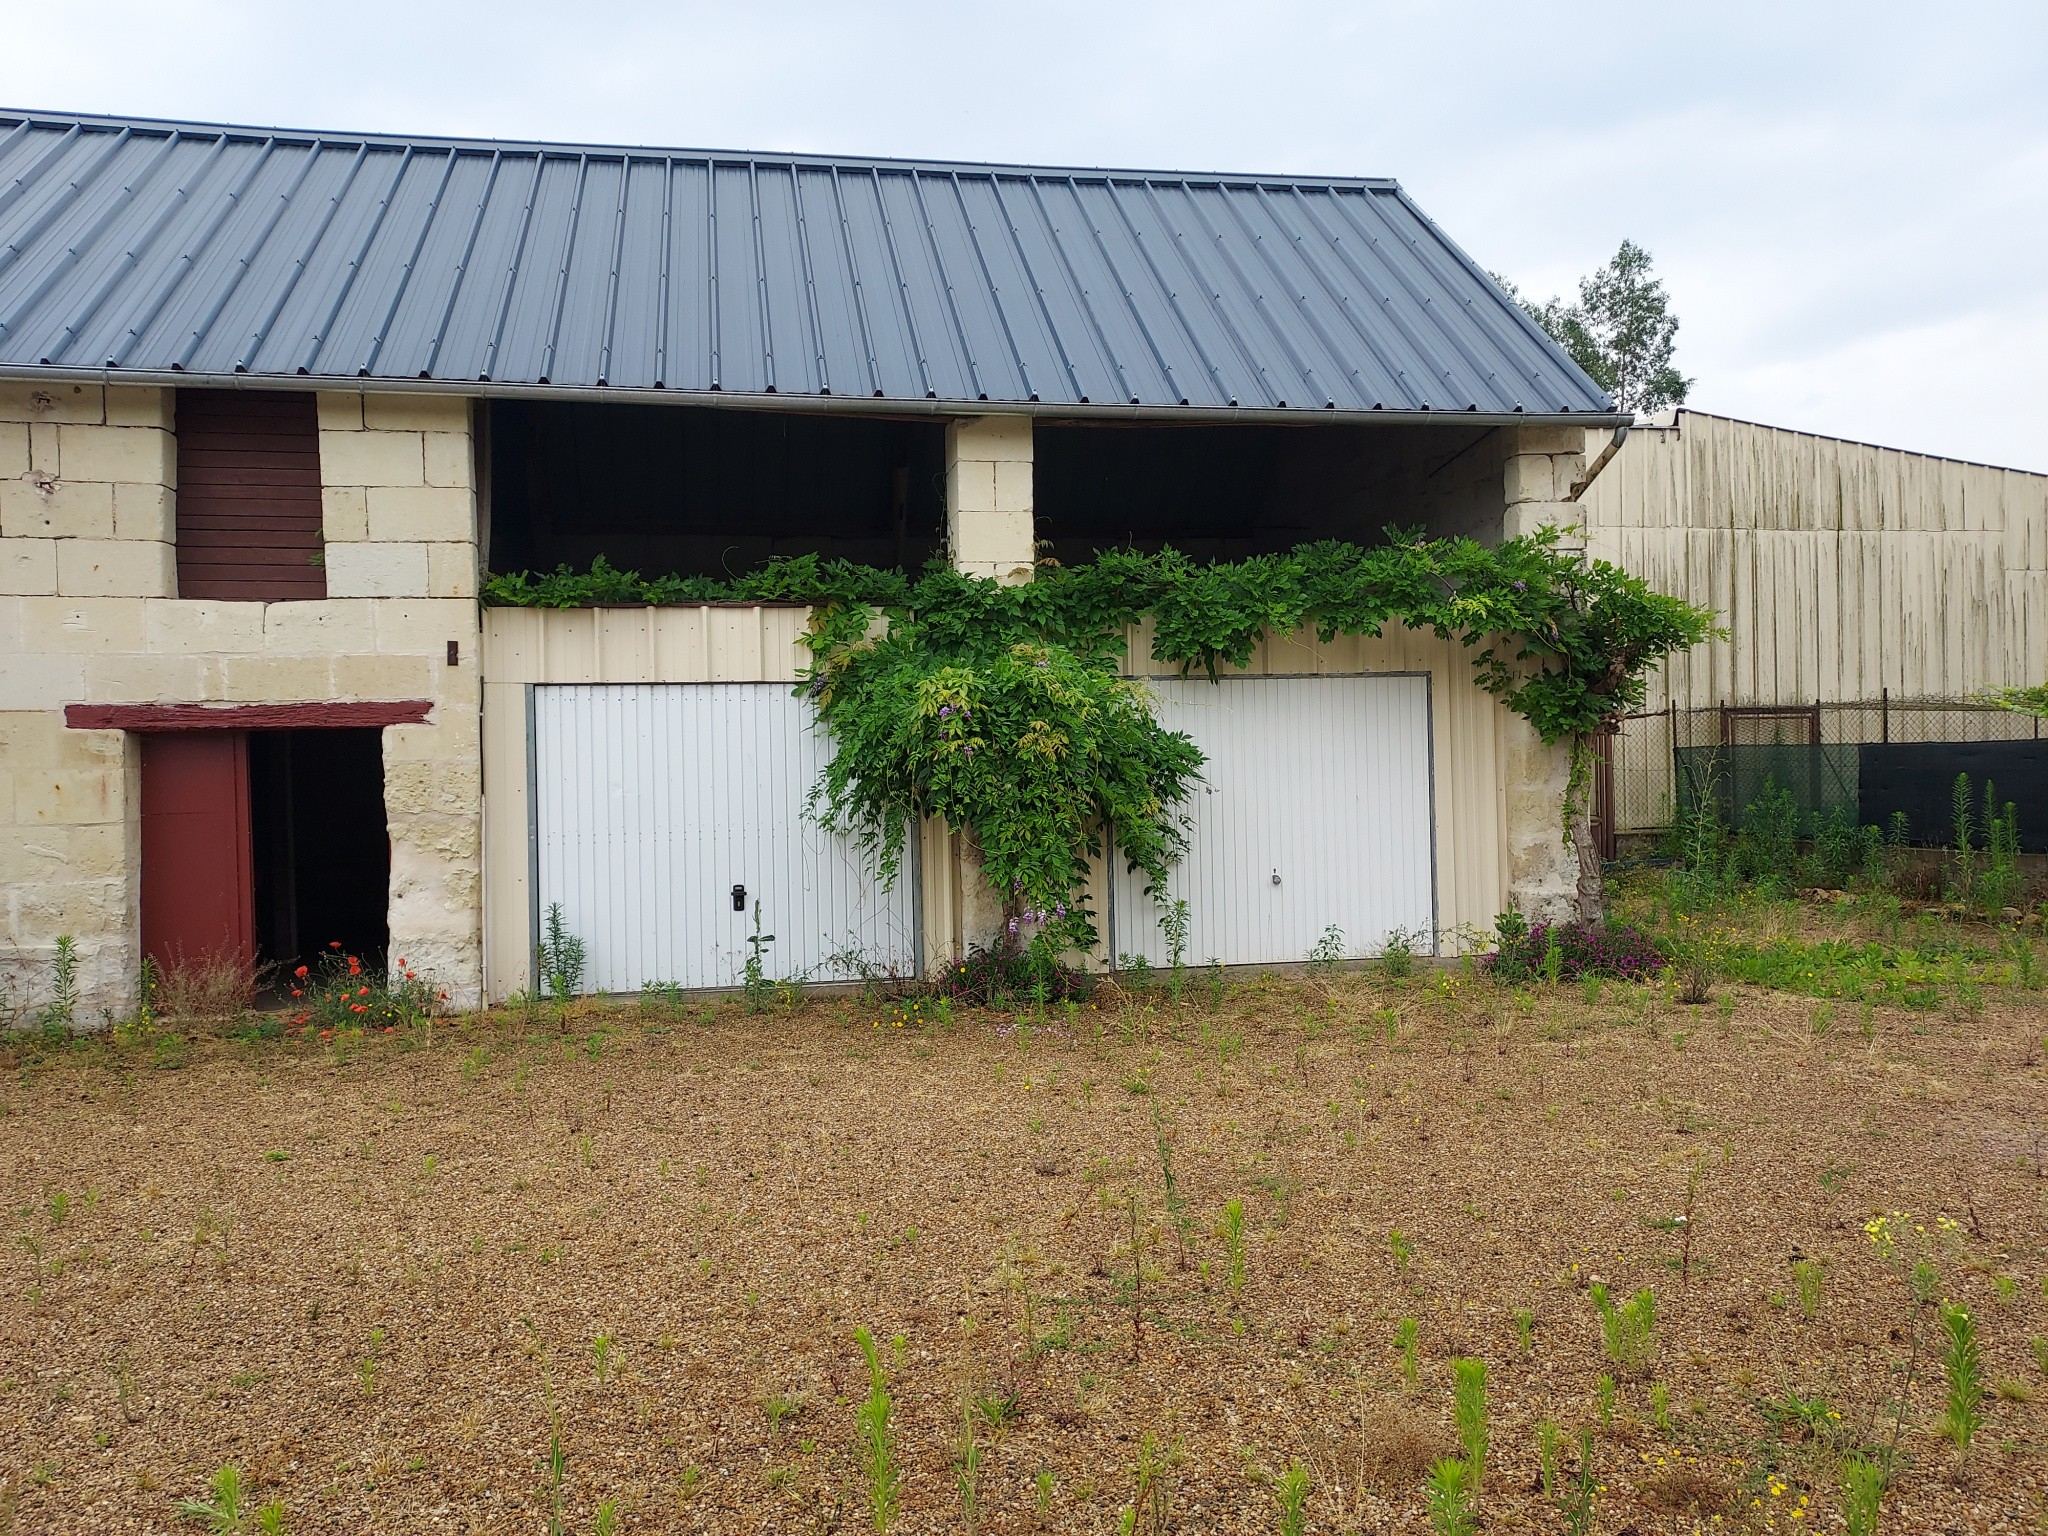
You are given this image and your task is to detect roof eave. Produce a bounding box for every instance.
[0,364,1627,429]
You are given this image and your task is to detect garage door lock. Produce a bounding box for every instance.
[732,884,747,912]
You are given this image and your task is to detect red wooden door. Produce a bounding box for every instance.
[140,733,254,971]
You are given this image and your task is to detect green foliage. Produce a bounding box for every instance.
[1840,1451,1886,1536]
[1560,1429,1598,1536]
[1220,1199,1248,1301]
[1500,239,1691,413]
[1305,924,1346,976]
[1395,1316,1421,1387]
[175,1464,285,1534]
[36,935,79,1033]
[537,903,586,1001]
[1989,680,2048,719]
[1273,1459,1312,1536]
[1792,1258,1825,1319]
[1535,1420,1560,1499]
[1937,1302,1984,1453]
[740,902,777,1012]
[490,538,1714,941]
[852,1327,901,1532]
[1591,1283,1657,1372]
[1451,1357,1489,1486]
[1423,1457,1477,1536]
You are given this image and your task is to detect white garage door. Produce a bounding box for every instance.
[1109,675,1436,967]
[532,684,918,992]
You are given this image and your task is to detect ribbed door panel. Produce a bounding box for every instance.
[1110,676,1436,966]
[533,684,917,991]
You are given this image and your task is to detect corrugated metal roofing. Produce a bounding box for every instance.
[0,109,1617,419]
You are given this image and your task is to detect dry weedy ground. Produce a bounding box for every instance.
[1,968,2044,1534]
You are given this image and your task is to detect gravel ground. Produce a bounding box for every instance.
[1,968,2043,1534]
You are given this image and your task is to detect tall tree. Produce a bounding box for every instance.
[1494,240,1692,415]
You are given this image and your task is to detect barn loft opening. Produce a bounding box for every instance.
[486,400,947,579]
[250,730,390,977]
[1032,420,1516,564]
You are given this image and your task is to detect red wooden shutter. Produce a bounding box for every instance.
[175,390,326,600]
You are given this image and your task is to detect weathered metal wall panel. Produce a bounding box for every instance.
[1107,675,1435,967]
[1584,411,2048,710]
[0,109,1614,420]
[1581,410,2048,830]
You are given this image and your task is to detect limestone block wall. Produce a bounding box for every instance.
[0,384,484,1020]
[1501,423,1590,545]
[945,415,1035,584]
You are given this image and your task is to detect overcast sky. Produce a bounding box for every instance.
[8,1,2044,470]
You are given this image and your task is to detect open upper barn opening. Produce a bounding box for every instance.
[1033,420,1518,564]
[486,400,947,578]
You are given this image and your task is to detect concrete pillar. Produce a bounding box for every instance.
[1497,422,1591,922]
[936,416,1035,957]
[1501,423,1588,546]
[945,415,1035,584]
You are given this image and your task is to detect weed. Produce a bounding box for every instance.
[1535,1419,1560,1499]
[1205,959,1226,1010]
[970,1383,1019,1438]
[1596,1372,1616,1429]
[1994,1377,2034,1403]
[175,1464,284,1534]
[1792,1257,1824,1319]
[1162,899,1191,1002]
[155,941,268,1023]
[1395,1317,1420,1387]
[46,1187,69,1227]
[1119,1430,1176,1536]
[593,1499,620,1536]
[1422,1457,1475,1536]
[955,1402,983,1533]
[591,1332,614,1384]
[37,935,79,1032]
[1148,1112,1188,1254]
[1650,1380,1672,1433]
[1512,1307,1535,1355]
[1840,1451,1885,1536]
[1306,925,1346,977]
[1936,1302,1983,1454]
[1380,927,1415,979]
[1387,1227,1414,1272]
[852,1326,900,1532]
[1560,1429,1597,1536]
[763,1390,803,1433]
[741,902,778,1012]
[1219,1199,1247,1302]
[1451,1357,1488,1486]
[1273,1458,1311,1536]
[1590,1283,1656,1373]
[537,903,587,1002]
[2032,1336,2048,1379]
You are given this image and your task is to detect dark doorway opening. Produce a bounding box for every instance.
[250,730,390,975]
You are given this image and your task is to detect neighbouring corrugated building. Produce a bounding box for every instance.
[0,108,1634,1014]
[1580,410,2048,848]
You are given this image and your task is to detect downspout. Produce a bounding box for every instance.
[1568,421,1630,500]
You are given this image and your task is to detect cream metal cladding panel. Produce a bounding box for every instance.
[533,683,918,992]
[1108,675,1435,967]
[480,604,816,997]
[484,606,1515,993]
[1581,411,2048,709]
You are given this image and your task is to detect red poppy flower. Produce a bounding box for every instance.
[328,940,341,949]
[357,986,370,997]
[289,988,302,998]
[293,965,309,979]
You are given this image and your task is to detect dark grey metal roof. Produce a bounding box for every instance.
[0,109,1617,419]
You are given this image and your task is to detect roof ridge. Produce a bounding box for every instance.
[0,106,1404,190]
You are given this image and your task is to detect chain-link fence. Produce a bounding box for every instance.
[1597,695,2048,855]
